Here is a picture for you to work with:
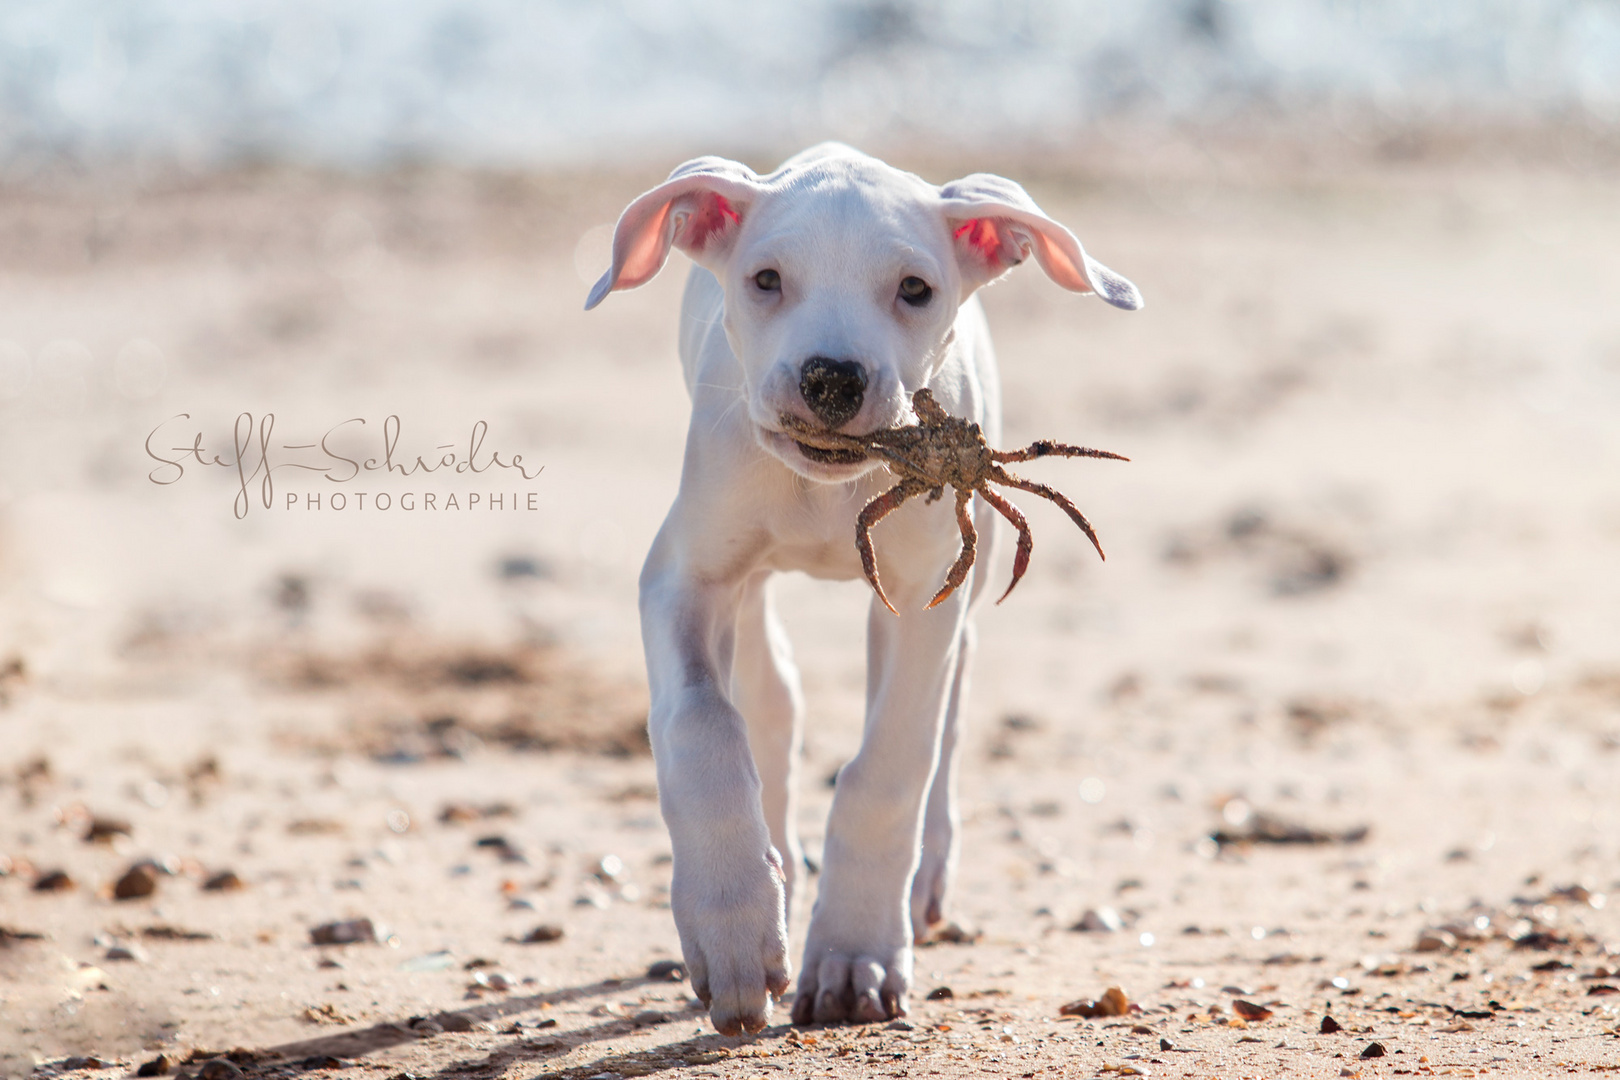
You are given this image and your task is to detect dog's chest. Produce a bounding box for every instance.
[761,471,953,583]
[767,533,862,581]
[755,478,879,580]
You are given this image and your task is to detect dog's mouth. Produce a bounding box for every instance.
[792,441,866,465]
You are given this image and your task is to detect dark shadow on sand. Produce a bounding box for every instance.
[222,974,688,1066]
[420,1020,798,1080]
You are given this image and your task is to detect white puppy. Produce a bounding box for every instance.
[586,144,1140,1035]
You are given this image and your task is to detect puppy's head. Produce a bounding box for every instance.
[586,144,1141,481]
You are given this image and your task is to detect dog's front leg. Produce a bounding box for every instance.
[731,571,806,921]
[909,619,972,942]
[641,534,790,1036]
[793,588,967,1024]
[912,495,996,940]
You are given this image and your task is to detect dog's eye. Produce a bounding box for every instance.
[754,269,781,292]
[899,276,932,306]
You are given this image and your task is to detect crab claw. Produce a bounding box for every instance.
[925,489,978,609]
[993,469,1106,563]
[856,479,927,615]
[977,487,1033,604]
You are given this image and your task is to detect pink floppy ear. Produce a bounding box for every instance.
[939,174,1143,310]
[585,156,764,310]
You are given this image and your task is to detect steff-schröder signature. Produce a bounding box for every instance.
[145,414,543,519]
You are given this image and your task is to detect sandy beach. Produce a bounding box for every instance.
[2,136,1619,1077]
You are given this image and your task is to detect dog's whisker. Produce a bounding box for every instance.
[707,393,747,437]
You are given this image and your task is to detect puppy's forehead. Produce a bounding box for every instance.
[749,158,945,253]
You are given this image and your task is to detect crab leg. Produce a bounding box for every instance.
[977,486,1034,604]
[991,440,1128,465]
[992,467,1107,561]
[925,488,979,609]
[856,478,929,615]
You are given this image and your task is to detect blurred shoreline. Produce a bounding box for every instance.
[3,111,1616,200]
[5,1,1619,176]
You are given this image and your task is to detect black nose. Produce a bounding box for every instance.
[798,356,867,429]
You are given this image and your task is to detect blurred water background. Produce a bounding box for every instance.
[2,0,1618,174]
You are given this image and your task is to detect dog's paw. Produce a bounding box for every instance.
[674,848,791,1035]
[790,940,912,1025]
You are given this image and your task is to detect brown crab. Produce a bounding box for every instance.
[781,388,1127,613]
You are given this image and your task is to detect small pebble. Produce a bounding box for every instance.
[441,803,482,824]
[287,819,344,836]
[135,1056,169,1077]
[310,918,377,946]
[105,944,144,962]
[646,959,686,981]
[140,925,213,941]
[33,869,75,892]
[497,555,548,579]
[1072,907,1124,933]
[83,817,133,844]
[522,924,564,944]
[468,970,514,991]
[198,1059,244,1080]
[1231,1000,1274,1021]
[632,1010,669,1026]
[1414,929,1458,953]
[474,835,528,863]
[1360,1041,1386,1059]
[1320,1015,1343,1034]
[202,871,245,892]
[400,950,456,973]
[113,863,158,900]
[925,986,954,1000]
[436,1011,476,1032]
[1159,1038,1174,1051]
[1060,986,1129,1018]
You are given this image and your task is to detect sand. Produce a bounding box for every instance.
[2,138,1619,1078]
